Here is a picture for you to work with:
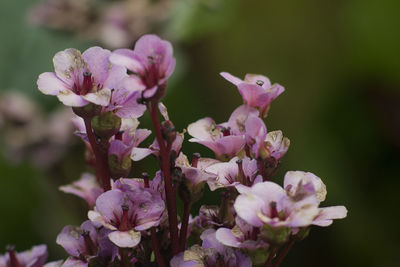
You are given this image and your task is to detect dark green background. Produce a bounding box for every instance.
[1,0,399,266]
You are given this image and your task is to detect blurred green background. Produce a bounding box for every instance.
[1,0,400,266]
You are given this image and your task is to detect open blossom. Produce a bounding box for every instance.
[56,220,116,265]
[221,72,284,117]
[235,172,347,229]
[110,34,175,99]
[0,245,48,267]
[187,105,258,160]
[234,181,320,228]
[37,47,127,107]
[205,156,261,190]
[59,173,103,207]
[88,188,164,248]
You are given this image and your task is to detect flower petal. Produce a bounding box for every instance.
[108,230,141,248]
[57,90,89,107]
[37,72,69,95]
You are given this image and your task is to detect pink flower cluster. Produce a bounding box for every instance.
[0,34,347,267]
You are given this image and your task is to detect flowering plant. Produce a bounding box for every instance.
[1,34,347,267]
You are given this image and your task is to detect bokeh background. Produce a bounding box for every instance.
[1,0,400,266]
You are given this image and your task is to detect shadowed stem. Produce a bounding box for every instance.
[179,201,191,251]
[147,101,179,255]
[83,118,111,191]
[150,228,166,267]
[264,247,278,267]
[273,239,295,267]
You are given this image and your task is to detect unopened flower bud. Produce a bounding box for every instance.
[108,153,131,179]
[72,103,102,119]
[161,120,176,145]
[91,111,121,139]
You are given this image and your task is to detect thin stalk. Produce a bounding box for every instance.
[179,201,191,251]
[147,101,179,255]
[264,247,278,267]
[273,239,295,267]
[150,228,166,267]
[83,118,111,191]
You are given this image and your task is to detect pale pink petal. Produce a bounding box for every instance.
[81,88,111,106]
[227,104,259,135]
[37,72,69,95]
[130,147,154,161]
[53,48,86,87]
[215,228,242,248]
[187,117,217,141]
[313,206,348,227]
[234,193,265,227]
[57,90,89,107]
[220,72,243,85]
[244,74,271,88]
[108,230,141,248]
[110,49,144,74]
[82,46,111,85]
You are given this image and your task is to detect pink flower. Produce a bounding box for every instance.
[88,188,164,248]
[110,34,175,99]
[205,156,261,190]
[221,72,284,117]
[187,105,258,160]
[56,220,116,264]
[37,47,127,107]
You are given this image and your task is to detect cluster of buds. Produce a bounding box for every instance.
[1,34,347,267]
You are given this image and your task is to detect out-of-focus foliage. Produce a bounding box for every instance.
[0,0,399,266]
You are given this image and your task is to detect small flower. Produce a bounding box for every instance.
[110,34,175,99]
[59,173,103,207]
[221,72,284,117]
[88,188,164,248]
[0,245,48,267]
[205,156,261,190]
[37,47,126,107]
[56,220,116,265]
[187,105,258,160]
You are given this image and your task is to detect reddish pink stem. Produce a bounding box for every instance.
[84,118,111,191]
[148,102,179,255]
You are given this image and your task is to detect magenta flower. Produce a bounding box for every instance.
[88,188,164,248]
[205,156,261,190]
[221,72,284,117]
[56,220,116,265]
[110,34,175,99]
[37,47,127,107]
[59,173,103,207]
[187,105,258,160]
[0,245,48,267]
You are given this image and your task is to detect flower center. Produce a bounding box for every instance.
[269,201,279,219]
[119,204,131,231]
